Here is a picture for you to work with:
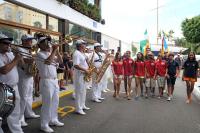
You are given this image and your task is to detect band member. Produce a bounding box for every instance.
[0,34,24,133]
[0,117,3,133]
[144,52,156,98]
[182,52,199,104]
[92,43,104,103]
[123,51,134,100]
[112,52,123,99]
[36,36,64,132]
[155,54,167,98]
[134,52,145,100]
[73,40,90,115]
[18,34,40,127]
[101,48,110,93]
[166,53,179,101]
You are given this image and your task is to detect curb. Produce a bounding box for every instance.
[32,89,74,109]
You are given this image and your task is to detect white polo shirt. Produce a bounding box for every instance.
[36,50,57,79]
[0,52,19,86]
[73,50,88,74]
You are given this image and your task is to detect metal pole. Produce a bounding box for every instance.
[157,0,159,45]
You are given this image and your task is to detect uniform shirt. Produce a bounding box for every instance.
[93,52,103,69]
[183,60,199,78]
[155,60,167,76]
[112,61,123,75]
[135,60,145,77]
[0,52,19,86]
[73,50,88,74]
[123,58,134,76]
[144,60,156,78]
[17,47,32,78]
[167,60,179,76]
[36,50,57,79]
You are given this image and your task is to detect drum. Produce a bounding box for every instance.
[0,82,15,119]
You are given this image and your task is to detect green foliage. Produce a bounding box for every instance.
[59,0,101,22]
[33,21,42,28]
[181,15,200,44]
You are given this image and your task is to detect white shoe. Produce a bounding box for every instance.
[167,96,171,101]
[21,120,28,127]
[106,88,110,91]
[40,126,54,133]
[27,114,40,119]
[83,106,90,110]
[93,99,102,103]
[98,97,105,100]
[103,90,107,93]
[50,121,64,127]
[76,110,86,115]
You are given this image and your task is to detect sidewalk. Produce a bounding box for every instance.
[193,78,200,100]
[32,84,74,109]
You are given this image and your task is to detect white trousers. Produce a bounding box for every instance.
[0,117,3,133]
[18,77,35,121]
[74,73,87,112]
[40,79,59,127]
[92,76,102,100]
[7,85,24,133]
[101,73,108,91]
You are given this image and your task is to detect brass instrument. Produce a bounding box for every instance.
[95,53,111,83]
[84,51,96,82]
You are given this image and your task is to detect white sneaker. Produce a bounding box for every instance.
[50,121,64,127]
[99,97,105,100]
[83,106,90,110]
[106,88,110,91]
[40,126,54,133]
[103,90,107,93]
[76,110,86,115]
[94,99,102,103]
[167,96,171,101]
[27,114,40,119]
[21,120,28,127]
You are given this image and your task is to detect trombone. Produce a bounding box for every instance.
[10,44,58,66]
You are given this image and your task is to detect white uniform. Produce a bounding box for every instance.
[17,48,37,123]
[101,53,109,91]
[73,50,88,112]
[92,52,103,100]
[36,51,59,128]
[0,117,3,133]
[0,52,24,133]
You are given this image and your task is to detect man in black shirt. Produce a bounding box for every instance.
[166,53,179,101]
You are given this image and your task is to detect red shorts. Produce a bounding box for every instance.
[183,77,197,82]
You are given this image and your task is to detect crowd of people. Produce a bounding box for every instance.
[0,32,199,133]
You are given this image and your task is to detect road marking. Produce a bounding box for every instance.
[58,106,75,117]
[32,89,74,109]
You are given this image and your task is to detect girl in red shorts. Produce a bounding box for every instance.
[112,52,123,98]
[183,52,199,104]
[134,52,145,100]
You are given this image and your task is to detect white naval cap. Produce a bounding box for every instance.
[94,42,102,48]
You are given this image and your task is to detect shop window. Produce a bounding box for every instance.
[48,16,58,32]
[0,25,27,44]
[0,0,46,29]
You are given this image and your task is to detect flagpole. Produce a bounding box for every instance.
[157,0,159,46]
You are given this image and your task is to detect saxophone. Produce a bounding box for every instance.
[84,52,96,82]
[95,53,111,83]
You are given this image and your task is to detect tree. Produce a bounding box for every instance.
[181,15,200,44]
[33,21,42,28]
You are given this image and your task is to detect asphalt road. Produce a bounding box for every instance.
[3,78,200,133]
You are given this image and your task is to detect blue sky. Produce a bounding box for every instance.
[101,0,200,44]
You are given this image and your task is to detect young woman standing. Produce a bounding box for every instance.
[182,52,199,104]
[134,52,145,100]
[112,52,124,99]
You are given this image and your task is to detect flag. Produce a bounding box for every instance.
[140,29,151,56]
[161,37,168,56]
